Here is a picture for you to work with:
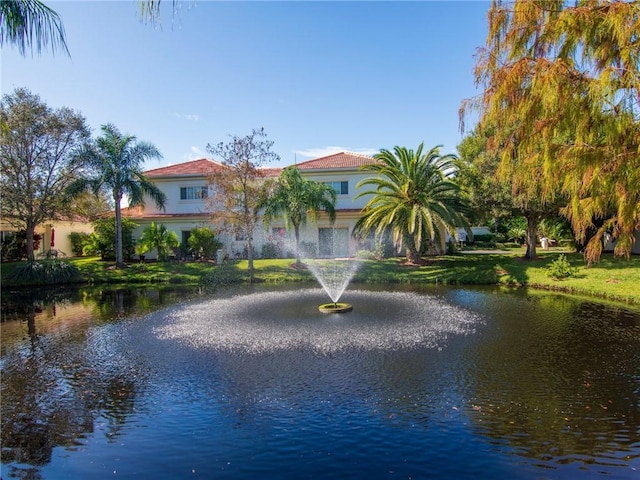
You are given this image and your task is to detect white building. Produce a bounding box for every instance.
[125,152,380,260]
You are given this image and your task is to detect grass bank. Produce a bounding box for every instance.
[351,252,640,305]
[1,251,639,305]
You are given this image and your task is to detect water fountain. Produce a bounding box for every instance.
[298,230,360,313]
[154,287,481,354]
[305,258,359,313]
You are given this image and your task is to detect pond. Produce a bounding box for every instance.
[1,284,639,479]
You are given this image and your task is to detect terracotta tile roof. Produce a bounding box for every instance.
[145,158,225,177]
[118,206,143,217]
[114,205,362,221]
[145,158,284,178]
[119,205,210,220]
[260,167,283,177]
[294,152,377,170]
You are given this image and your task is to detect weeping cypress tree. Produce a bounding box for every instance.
[462,0,640,264]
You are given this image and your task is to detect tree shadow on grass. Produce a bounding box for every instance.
[353,255,530,286]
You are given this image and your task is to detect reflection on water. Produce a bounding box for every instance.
[0,285,207,478]
[1,284,639,479]
[452,289,640,474]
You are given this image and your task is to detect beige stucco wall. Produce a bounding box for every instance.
[41,221,94,258]
[0,219,93,258]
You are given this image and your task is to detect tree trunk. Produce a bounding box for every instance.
[115,290,125,316]
[524,215,539,260]
[405,237,421,264]
[25,221,36,262]
[294,224,301,266]
[247,237,254,278]
[114,192,124,268]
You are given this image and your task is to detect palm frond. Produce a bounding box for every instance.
[355,143,471,257]
[0,0,69,56]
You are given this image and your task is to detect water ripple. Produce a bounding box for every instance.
[154,288,482,355]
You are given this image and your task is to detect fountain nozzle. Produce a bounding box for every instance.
[319,302,353,314]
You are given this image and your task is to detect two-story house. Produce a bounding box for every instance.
[123,158,224,246]
[270,152,378,258]
[125,152,379,259]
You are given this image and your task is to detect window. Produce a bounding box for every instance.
[323,181,348,195]
[180,186,208,200]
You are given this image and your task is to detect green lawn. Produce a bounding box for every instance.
[70,256,214,285]
[2,251,639,306]
[188,252,640,305]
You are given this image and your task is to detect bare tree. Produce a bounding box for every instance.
[206,128,280,275]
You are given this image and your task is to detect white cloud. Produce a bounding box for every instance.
[174,113,200,121]
[182,146,206,160]
[295,146,379,159]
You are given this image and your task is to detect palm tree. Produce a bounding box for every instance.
[138,221,179,261]
[261,166,337,265]
[70,124,166,268]
[1,0,68,56]
[354,144,469,264]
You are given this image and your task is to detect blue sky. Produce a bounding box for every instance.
[2,0,489,169]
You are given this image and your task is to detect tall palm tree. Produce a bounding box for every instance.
[70,123,166,268]
[354,144,469,264]
[1,0,68,56]
[261,166,337,265]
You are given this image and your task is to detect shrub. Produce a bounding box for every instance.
[69,232,91,257]
[200,263,245,288]
[261,242,281,259]
[472,234,494,243]
[299,241,317,258]
[508,226,526,244]
[81,232,102,256]
[92,218,137,261]
[1,233,20,262]
[188,227,222,260]
[5,258,81,286]
[356,249,376,260]
[0,231,42,262]
[506,217,527,244]
[134,242,150,260]
[374,239,395,259]
[546,254,578,280]
[139,222,180,261]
